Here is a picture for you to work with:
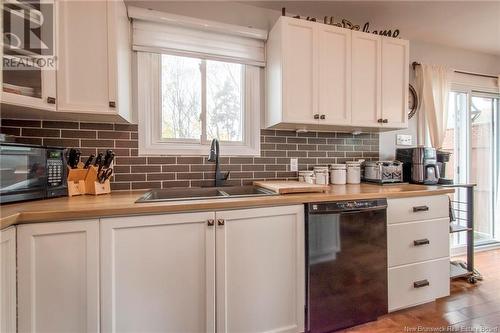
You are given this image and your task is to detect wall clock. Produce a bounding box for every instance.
[408,84,418,119]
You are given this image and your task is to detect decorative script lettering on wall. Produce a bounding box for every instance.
[282,8,400,38]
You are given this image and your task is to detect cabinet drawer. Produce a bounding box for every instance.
[388,218,449,267]
[388,258,450,312]
[387,195,449,224]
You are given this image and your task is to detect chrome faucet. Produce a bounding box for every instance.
[207,138,230,187]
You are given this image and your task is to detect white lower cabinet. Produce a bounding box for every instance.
[100,211,216,333]
[388,218,449,267]
[1,227,16,333]
[17,220,100,333]
[388,258,450,312]
[387,195,450,312]
[216,205,305,333]
[100,205,305,333]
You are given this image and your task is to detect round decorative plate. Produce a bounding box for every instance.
[408,84,418,119]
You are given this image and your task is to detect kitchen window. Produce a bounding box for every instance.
[160,54,244,143]
[138,52,260,155]
[131,8,266,156]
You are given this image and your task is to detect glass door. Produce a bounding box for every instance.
[470,94,499,244]
[2,0,56,109]
[446,90,500,247]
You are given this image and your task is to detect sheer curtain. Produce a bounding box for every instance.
[415,64,453,148]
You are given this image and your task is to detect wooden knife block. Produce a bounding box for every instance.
[67,165,111,196]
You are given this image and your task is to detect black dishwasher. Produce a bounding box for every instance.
[306,199,388,333]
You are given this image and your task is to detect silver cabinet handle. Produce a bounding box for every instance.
[413,206,429,212]
[413,239,430,246]
[413,279,430,288]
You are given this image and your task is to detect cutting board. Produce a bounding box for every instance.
[253,181,328,194]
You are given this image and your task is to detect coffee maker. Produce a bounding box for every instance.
[436,150,453,184]
[396,147,440,185]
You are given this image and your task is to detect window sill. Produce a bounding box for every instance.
[138,141,261,156]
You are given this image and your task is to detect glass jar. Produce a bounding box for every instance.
[298,171,315,184]
[346,161,361,184]
[313,166,329,185]
[329,164,347,185]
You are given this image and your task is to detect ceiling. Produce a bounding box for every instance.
[243,1,500,56]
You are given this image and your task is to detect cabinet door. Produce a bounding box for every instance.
[318,25,351,126]
[351,31,382,127]
[56,0,111,113]
[382,37,409,128]
[1,227,16,333]
[17,220,99,333]
[101,212,216,333]
[282,17,318,125]
[106,0,133,121]
[2,1,56,111]
[215,205,305,333]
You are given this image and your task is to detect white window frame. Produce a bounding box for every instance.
[137,52,261,156]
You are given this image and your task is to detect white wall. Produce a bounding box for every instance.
[380,40,500,160]
[125,1,279,30]
[126,1,500,160]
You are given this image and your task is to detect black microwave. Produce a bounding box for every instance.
[0,143,68,204]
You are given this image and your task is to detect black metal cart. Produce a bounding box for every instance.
[442,183,483,284]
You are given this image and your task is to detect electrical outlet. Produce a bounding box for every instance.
[396,134,413,146]
[290,158,298,172]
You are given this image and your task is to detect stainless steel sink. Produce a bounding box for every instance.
[219,186,274,196]
[135,185,277,203]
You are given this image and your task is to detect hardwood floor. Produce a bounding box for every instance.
[341,249,500,332]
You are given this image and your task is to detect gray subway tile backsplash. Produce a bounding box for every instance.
[0,118,380,190]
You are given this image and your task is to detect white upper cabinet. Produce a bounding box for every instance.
[351,31,382,127]
[266,17,409,131]
[56,0,132,121]
[318,25,351,126]
[267,17,317,127]
[283,18,317,125]
[1,0,132,122]
[17,220,100,333]
[1,1,56,111]
[381,37,409,128]
[56,0,110,113]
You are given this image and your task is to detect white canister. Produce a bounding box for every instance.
[313,166,329,185]
[329,164,347,185]
[299,171,315,184]
[346,161,361,184]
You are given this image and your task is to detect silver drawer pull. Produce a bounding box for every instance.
[413,239,430,246]
[413,206,429,212]
[413,279,430,288]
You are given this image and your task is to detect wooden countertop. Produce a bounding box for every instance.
[0,183,454,229]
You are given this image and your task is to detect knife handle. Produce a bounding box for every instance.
[94,153,103,166]
[103,152,115,168]
[73,149,81,168]
[83,154,95,169]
